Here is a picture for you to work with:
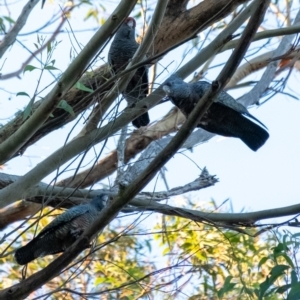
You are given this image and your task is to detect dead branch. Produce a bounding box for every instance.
[57,107,186,188]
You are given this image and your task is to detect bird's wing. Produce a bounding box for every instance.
[37,205,90,239]
[193,82,268,129]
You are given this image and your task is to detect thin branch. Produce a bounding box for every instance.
[57,1,258,189]
[0,0,138,165]
[0,0,250,157]
[0,6,74,80]
[0,0,40,59]
[0,0,257,294]
[77,0,168,136]
[238,8,300,108]
[114,125,128,190]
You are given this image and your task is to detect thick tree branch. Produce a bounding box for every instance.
[153,0,250,55]
[0,0,138,164]
[0,0,249,160]
[0,0,258,295]
[57,1,257,189]
[77,0,168,136]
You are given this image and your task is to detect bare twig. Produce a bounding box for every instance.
[0,0,40,59]
[238,8,300,108]
[0,0,261,295]
[0,6,74,80]
[0,0,138,165]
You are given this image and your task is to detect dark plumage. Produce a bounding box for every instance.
[15,194,107,265]
[108,17,150,128]
[163,74,269,151]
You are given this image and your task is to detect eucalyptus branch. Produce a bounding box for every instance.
[238,8,300,108]
[0,0,250,157]
[0,0,138,165]
[114,125,128,190]
[222,23,300,54]
[0,0,40,59]
[77,0,168,136]
[0,0,267,209]
[0,1,259,296]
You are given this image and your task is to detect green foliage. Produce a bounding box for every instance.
[153,201,300,299]
[20,38,61,120]
[0,16,15,34]
[1,202,300,299]
[0,207,153,299]
[74,81,94,93]
[57,100,75,116]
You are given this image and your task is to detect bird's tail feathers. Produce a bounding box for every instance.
[15,239,42,265]
[245,112,268,130]
[15,236,64,265]
[238,120,269,151]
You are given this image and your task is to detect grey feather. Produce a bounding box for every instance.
[14,194,107,265]
[163,75,269,151]
[108,17,150,128]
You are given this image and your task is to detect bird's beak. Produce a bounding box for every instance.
[127,19,134,28]
[163,85,171,94]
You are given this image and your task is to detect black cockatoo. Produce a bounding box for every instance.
[163,74,269,151]
[14,194,107,265]
[108,17,150,128]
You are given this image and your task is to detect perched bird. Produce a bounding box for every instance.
[15,194,107,265]
[108,17,150,128]
[163,74,269,151]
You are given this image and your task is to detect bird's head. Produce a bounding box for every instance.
[116,17,136,39]
[91,194,110,211]
[163,74,191,106]
[125,17,136,29]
